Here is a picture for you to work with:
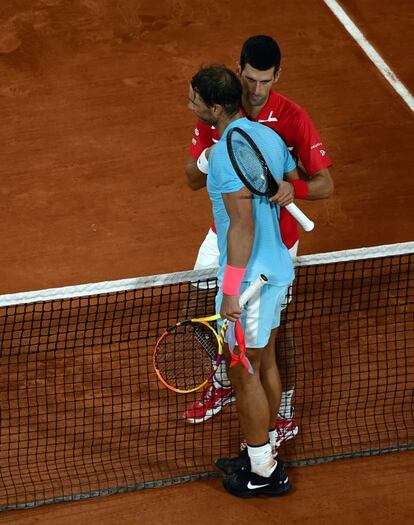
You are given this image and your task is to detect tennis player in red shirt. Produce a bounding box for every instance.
[184,35,333,459]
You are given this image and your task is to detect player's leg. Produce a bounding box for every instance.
[259,328,282,455]
[221,284,291,498]
[214,283,291,474]
[226,347,270,447]
[226,331,282,458]
[183,228,234,423]
[275,240,300,445]
[276,323,299,446]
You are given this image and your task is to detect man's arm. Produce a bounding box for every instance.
[285,165,334,200]
[220,187,254,322]
[186,121,216,190]
[270,167,333,207]
[278,110,334,201]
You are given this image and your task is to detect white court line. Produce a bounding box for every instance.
[324,0,414,112]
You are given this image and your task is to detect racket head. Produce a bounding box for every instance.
[153,319,222,394]
[226,127,278,196]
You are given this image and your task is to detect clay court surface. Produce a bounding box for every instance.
[0,0,413,523]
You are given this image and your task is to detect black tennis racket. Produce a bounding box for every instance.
[227,126,314,232]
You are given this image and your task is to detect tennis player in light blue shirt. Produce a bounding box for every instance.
[188,64,298,498]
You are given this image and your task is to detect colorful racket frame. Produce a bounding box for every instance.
[153,274,268,394]
[153,313,224,394]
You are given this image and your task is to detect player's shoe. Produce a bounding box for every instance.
[215,448,249,475]
[183,384,235,423]
[222,459,291,499]
[274,415,299,447]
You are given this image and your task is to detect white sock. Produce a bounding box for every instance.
[279,389,294,419]
[247,442,277,477]
[212,362,231,389]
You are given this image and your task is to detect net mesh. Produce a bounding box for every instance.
[0,242,413,510]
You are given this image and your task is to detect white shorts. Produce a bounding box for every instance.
[193,228,220,270]
[215,282,290,349]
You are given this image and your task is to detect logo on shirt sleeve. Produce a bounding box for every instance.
[311,142,327,157]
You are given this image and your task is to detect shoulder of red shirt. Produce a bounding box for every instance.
[253,90,333,175]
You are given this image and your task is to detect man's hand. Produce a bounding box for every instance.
[268,180,294,207]
[220,293,242,322]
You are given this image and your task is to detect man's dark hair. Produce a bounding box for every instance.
[191,65,242,117]
[240,35,281,73]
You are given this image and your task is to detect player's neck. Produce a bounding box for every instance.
[216,112,242,137]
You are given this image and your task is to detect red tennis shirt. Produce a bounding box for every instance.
[189,90,332,248]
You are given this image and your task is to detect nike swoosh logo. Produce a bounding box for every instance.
[247,481,270,489]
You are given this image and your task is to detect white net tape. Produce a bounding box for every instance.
[1,241,413,307]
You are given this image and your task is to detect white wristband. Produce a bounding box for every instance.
[196,149,209,174]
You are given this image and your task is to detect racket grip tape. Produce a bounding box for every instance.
[285,203,315,232]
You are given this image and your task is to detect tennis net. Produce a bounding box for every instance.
[1,242,413,510]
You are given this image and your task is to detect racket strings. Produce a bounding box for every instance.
[231,137,268,192]
[156,323,219,391]
[194,325,217,360]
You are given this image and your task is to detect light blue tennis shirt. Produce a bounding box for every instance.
[207,117,295,286]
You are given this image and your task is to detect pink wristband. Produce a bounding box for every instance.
[222,264,246,296]
[291,180,309,199]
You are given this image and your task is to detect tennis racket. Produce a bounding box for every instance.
[227,126,315,232]
[153,274,267,394]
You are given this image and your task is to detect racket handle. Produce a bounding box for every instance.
[285,202,315,232]
[239,274,268,307]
